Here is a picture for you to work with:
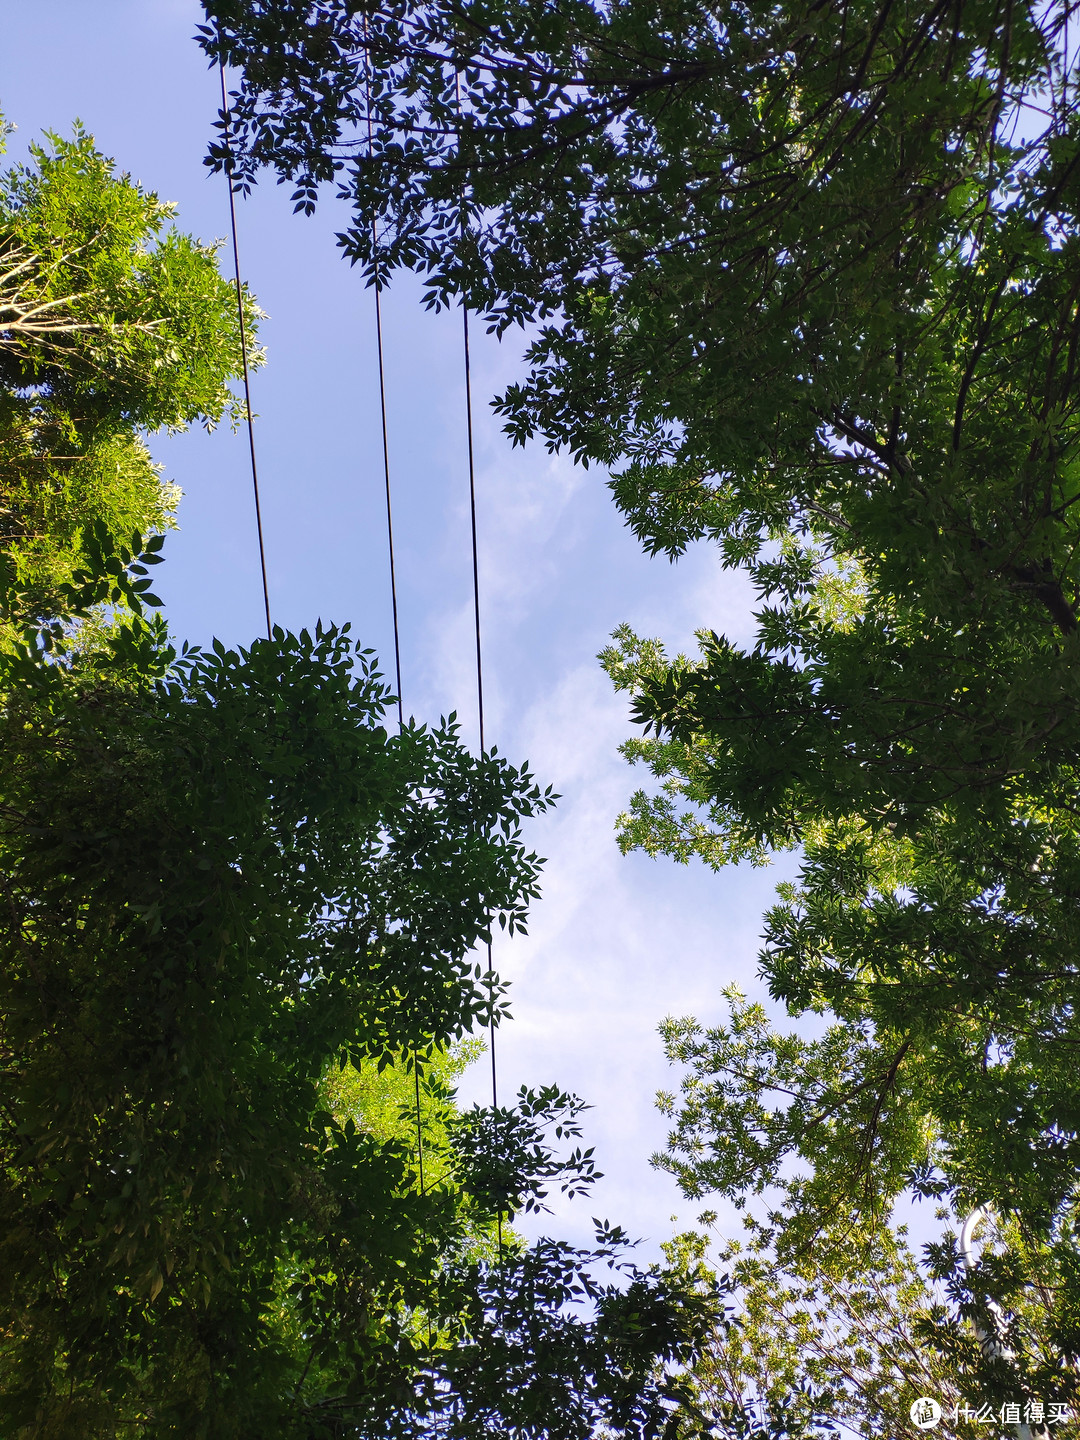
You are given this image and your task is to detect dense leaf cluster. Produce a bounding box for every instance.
[651,1228,961,1440]
[0,122,257,638]
[451,1083,599,1217]
[0,596,547,1430]
[0,543,732,1438]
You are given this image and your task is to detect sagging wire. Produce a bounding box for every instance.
[362,21,421,1189]
[365,33,425,1191]
[363,40,438,1423]
[369,259,426,1194]
[220,36,508,1414]
[449,57,504,1264]
[217,57,271,642]
[222,35,434,1390]
[461,296,503,1262]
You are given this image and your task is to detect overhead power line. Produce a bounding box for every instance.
[461,299,503,1262]
[221,39,503,1302]
[218,58,271,642]
[361,46,432,1256]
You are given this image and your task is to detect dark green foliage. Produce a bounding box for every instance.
[0,586,726,1433]
[451,1083,599,1217]
[0,599,553,1433]
[419,1227,726,1440]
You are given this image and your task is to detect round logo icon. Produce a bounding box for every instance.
[910,1397,942,1430]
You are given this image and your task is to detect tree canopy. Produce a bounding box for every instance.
[201,0,1080,1419]
[0,110,726,1438]
[0,583,717,1435]
[0,599,547,1433]
[0,120,259,639]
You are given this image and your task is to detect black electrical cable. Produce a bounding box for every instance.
[224,27,428,1284]
[365,70,429,1238]
[359,83,437,1414]
[217,59,271,642]
[369,250,435,1438]
[453,67,504,1263]
[461,301,503,1261]
[373,274,404,733]
[363,81,405,731]
[462,307,484,757]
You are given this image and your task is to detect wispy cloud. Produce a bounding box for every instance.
[406,344,796,1255]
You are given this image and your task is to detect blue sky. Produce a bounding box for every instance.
[3,0,798,1259]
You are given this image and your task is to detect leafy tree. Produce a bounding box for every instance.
[654,1224,961,1440]
[654,994,1080,1429]
[0,119,721,1435]
[0,525,731,1438]
[326,1040,483,1178]
[410,1222,725,1440]
[200,0,1080,1414]
[0,569,554,1429]
[0,118,258,636]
